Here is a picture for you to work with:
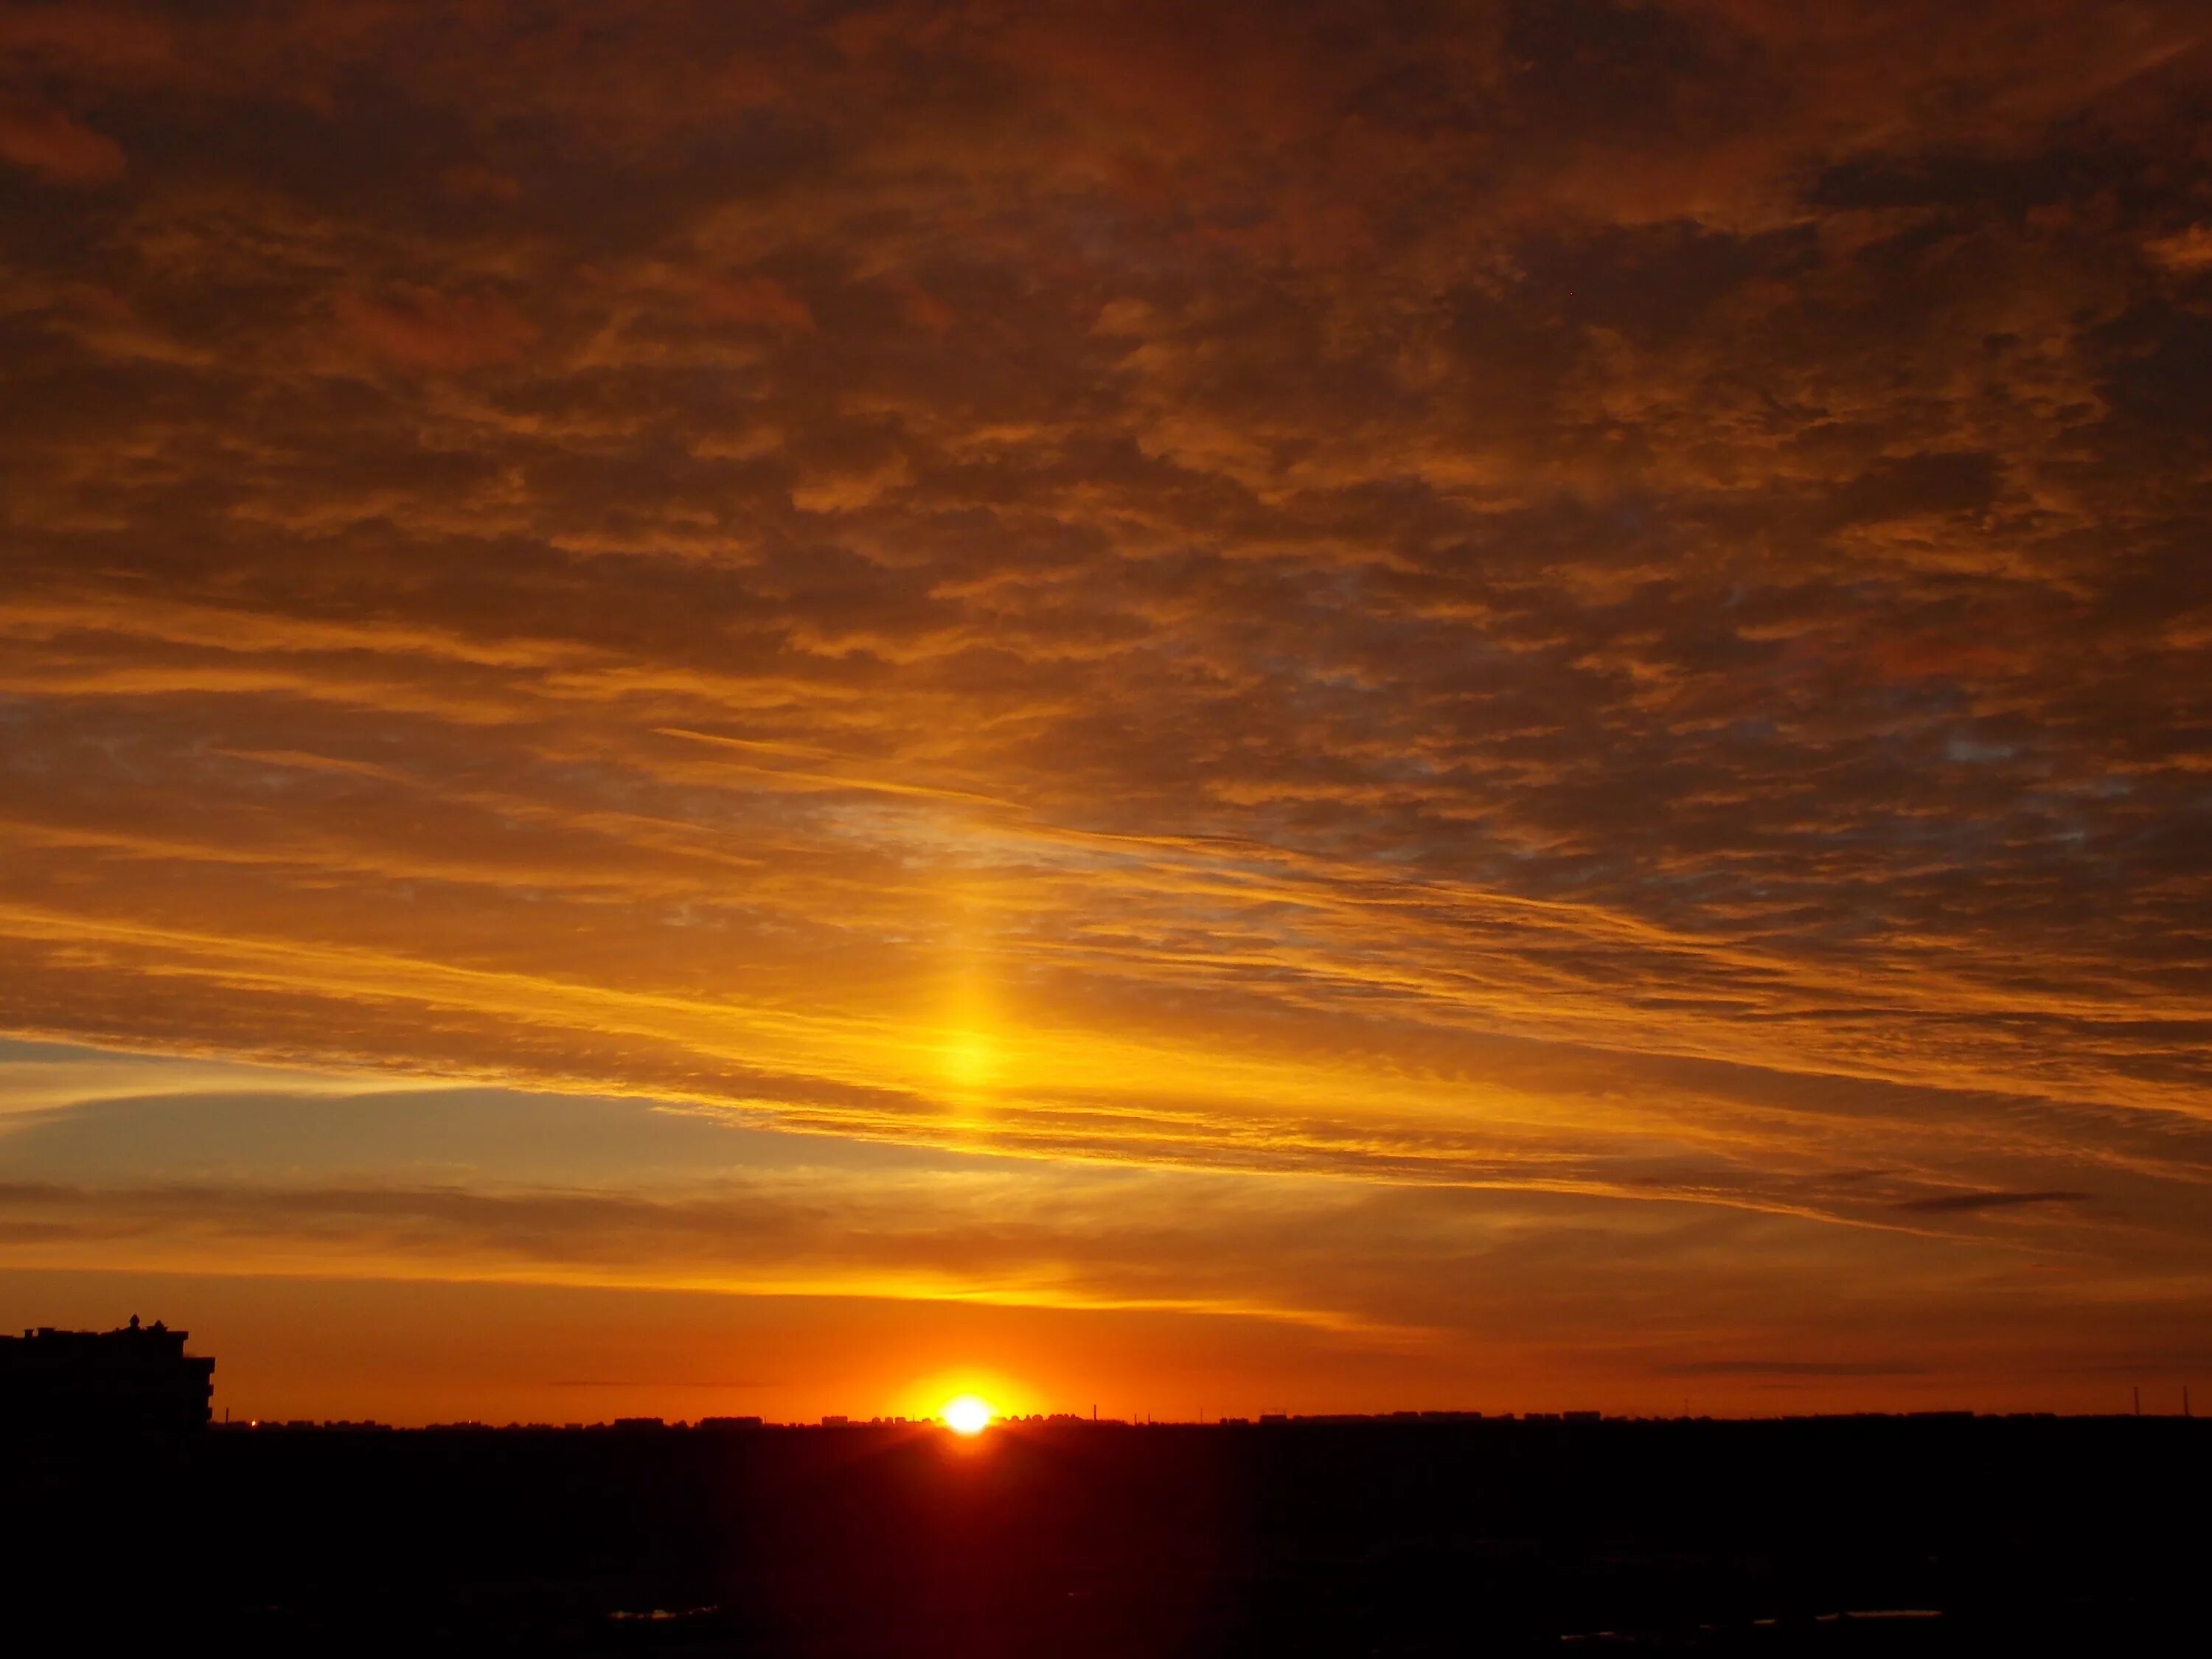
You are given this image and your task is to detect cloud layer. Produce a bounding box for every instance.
[2,1,2209,1408]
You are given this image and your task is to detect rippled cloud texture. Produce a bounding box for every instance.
[3,1,2210,1415]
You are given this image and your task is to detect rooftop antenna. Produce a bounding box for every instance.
[2133,1386,2141,1416]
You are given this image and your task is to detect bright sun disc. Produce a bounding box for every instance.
[942,1395,993,1436]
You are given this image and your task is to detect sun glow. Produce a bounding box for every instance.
[939,1030,998,1089]
[942,1394,995,1435]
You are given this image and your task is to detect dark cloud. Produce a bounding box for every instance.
[1893,1189,2092,1214]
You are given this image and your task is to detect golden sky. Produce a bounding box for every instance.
[3,0,2210,1422]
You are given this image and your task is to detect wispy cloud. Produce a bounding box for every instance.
[1893,1190,2092,1214]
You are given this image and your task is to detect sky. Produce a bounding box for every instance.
[2,0,2210,1424]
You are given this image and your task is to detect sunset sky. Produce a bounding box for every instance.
[4,0,2210,1424]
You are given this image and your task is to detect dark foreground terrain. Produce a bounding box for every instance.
[7,1414,2205,1655]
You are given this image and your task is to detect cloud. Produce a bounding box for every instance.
[0,104,124,184]
[5,1060,2208,1411]
[1893,1189,2092,1214]
[2146,225,2212,274]
[0,1,2209,1397]
[333,288,541,374]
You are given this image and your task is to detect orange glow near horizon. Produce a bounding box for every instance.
[893,1368,1042,1429]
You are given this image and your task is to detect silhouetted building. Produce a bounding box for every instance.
[1,1317,215,1439]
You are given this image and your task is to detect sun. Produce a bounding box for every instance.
[942,1394,995,1436]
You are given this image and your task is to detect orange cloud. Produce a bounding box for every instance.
[0,104,124,184]
[695,272,817,332]
[334,287,540,372]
